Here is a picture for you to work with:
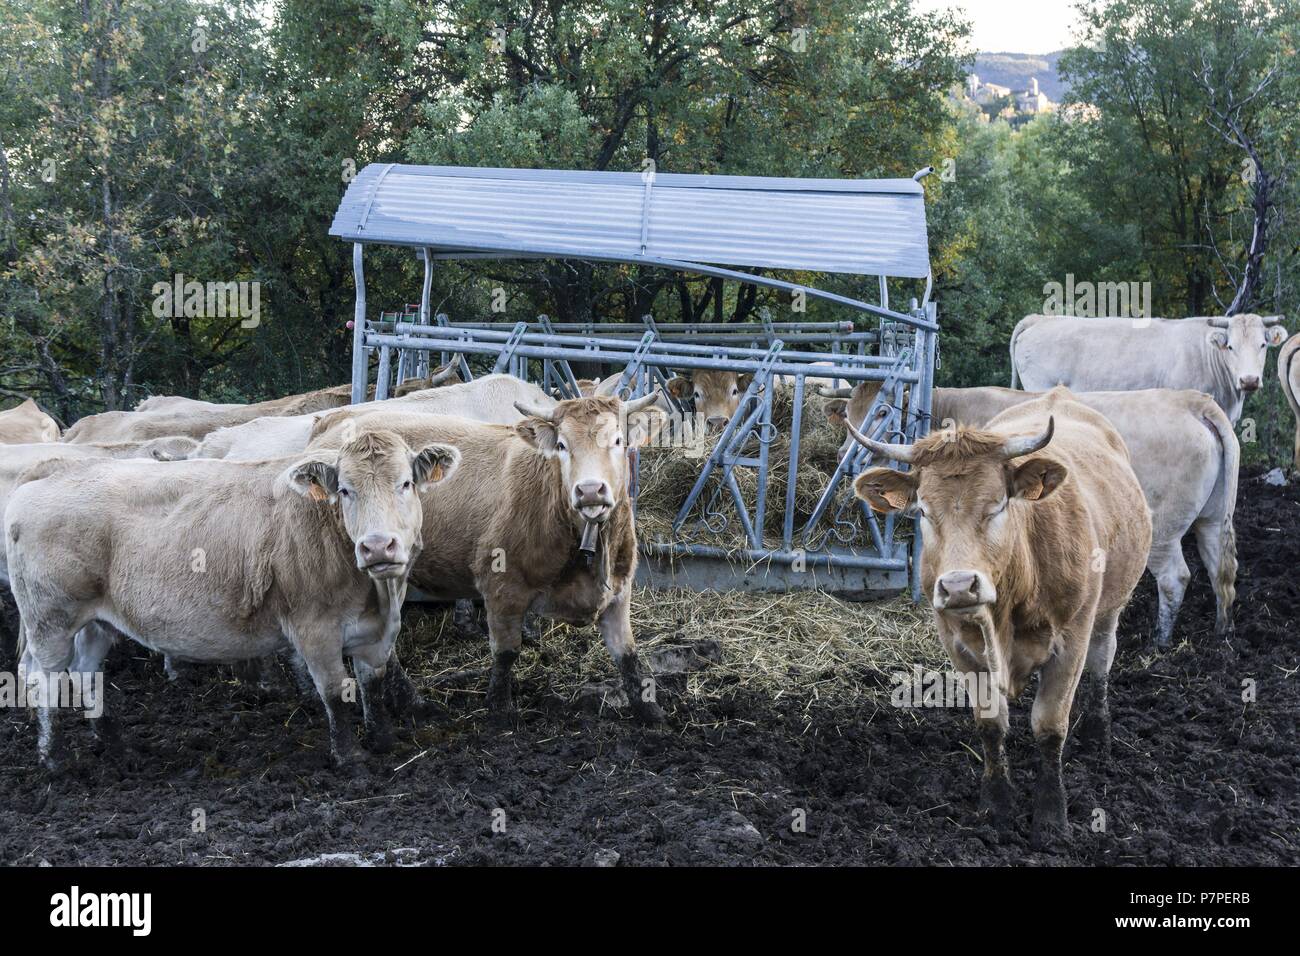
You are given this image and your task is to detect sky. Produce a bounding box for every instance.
[915,0,1082,54]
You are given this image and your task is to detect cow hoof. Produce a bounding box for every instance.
[1031,815,1071,850]
[486,708,520,731]
[979,776,1014,824]
[331,743,365,770]
[630,699,665,726]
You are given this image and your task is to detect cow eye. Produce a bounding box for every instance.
[556,440,567,453]
[402,480,413,491]
[338,487,351,498]
[693,391,702,402]
[613,434,622,447]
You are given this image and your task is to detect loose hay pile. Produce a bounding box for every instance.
[635,384,876,548]
[398,587,941,720]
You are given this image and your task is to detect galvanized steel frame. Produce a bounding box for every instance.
[338,164,938,596]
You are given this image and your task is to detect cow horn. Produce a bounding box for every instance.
[999,416,1055,460]
[845,420,916,463]
[818,385,854,398]
[1207,316,1231,328]
[427,359,460,386]
[513,399,557,422]
[624,389,662,414]
[1262,314,1285,325]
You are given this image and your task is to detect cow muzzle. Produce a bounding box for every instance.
[573,479,614,522]
[933,570,996,613]
[356,533,408,578]
[1239,375,1261,392]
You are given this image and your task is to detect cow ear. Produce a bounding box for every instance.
[666,376,692,399]
[515,418,559,454]
[285,458,339,502]
[737,373,754,391]
[1207,329,1229,349]
[1010,457,1067,501]
[411,443,460,490]
[1266,325,1288,346]
[824,399,848,425]
[853,467,918,514]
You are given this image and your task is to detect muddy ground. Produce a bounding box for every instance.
[0,468,1296,866]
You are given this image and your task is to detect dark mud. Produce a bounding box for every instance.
[1,469,1296,866]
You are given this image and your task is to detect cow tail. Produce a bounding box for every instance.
[1009,318,1026,389]
[1203,402,1239,630]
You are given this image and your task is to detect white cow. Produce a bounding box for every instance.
[198,374,555,461]
[1009,313,1287,423]
[6,431,458,767]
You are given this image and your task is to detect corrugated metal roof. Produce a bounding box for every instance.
[330,164,931,279]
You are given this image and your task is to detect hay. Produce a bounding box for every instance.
[397,586,941,719]
[636,383,883,549]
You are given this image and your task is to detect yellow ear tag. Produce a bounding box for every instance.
[882,487,912,511]
[307,483,328,502]
[428,464,444,482]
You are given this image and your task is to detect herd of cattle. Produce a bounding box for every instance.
[1,311,1297,842]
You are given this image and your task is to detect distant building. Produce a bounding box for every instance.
[1015,77,1053,114]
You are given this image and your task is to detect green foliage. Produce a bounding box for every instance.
[0,0,1297,464]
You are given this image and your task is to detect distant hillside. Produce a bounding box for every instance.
[972,51,1067,102]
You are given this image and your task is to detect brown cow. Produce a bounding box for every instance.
[393,360,462,397]
[666,371,751,431]
[6,431,458,767]
[309,393,665,725]
[825,382,1238,646]
[0,399,60,444]
[850,388,1151,841]
[63,384,368,444]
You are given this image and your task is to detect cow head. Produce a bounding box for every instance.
[849,417,1061,615]
[1206,314,1287,394]
[513,392,662,524]
[666,371,752,432]
[822,382,889,462]
[284,430,460,579]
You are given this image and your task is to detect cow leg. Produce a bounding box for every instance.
[353,658,393,755]
[71,623,121,754]
[1029,618,1090,844]
[1078,609,1119,759]
[21,616,79,771]
[975,699,1013,825]
[1147,539,1189,648]
[382,655,443,722]
[942,618,1011,823]
[598,583,664,725]
[349,578,405,754]
[484,601,526,724]
[293,628,361,767]
[1192,517,1237,637]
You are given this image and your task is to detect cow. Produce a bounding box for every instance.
[201,374,555,461]
[1008,313,1287,423]
[665,371,751,431]
[1279,332,1300,470]
[393,360,462,397]
[825,382,1238,646]
[307,392,666,727]
[62,383,365,445]
[849,388,1151,841]
[0,399,60,444]
[5,430,459,768]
